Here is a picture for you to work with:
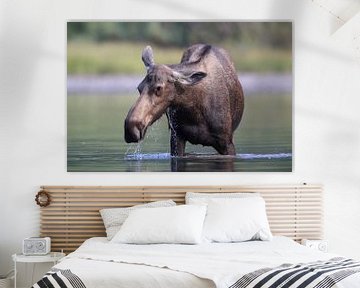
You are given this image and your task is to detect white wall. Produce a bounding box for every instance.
[1,0,360,286]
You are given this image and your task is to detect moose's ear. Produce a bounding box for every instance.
[173,71,207,86]
[181,44,212,64]
[142,46,155,70]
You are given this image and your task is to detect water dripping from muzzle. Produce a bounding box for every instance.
[125,142,143,159]
[124,116,169,161]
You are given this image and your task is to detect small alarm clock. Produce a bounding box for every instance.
[301,239,328,252]
[23,237,51,255]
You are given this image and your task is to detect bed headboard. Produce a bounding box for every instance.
[39,184,323,253]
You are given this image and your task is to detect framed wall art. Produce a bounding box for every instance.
[67,21,292,172]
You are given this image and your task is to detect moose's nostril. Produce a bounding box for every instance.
[124,126,140,143]
[124,118,146,143]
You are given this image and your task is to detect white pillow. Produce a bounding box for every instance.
[186,192,259,204]
[111,205,207,244]
[100,200,176,240]
[202,197,272,243]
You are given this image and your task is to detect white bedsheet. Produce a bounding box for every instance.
[54,236,360,288]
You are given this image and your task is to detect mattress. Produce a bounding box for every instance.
[34,236,360,288]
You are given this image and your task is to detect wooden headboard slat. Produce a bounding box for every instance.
[39,184,323,253]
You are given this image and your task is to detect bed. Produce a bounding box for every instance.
[33,185,360,288]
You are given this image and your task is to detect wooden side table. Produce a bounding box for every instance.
[12,252,65,288]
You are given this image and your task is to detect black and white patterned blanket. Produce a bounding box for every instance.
[32,268,86,288]
[32,258,360,288]
[229,257,360,288]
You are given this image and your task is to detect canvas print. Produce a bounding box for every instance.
[67,22,292,172]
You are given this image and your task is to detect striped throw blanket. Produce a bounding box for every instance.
[32,258,360,288]
[32,268,86,288]
[230,258,360,288]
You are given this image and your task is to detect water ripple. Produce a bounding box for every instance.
[124,152,292,160]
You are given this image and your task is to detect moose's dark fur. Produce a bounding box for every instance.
[124,44,244,156]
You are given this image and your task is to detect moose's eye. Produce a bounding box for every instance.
[155,85,162,96]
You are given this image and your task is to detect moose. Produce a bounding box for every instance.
[124,44,244,156]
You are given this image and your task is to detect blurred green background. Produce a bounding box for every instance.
[67,22,292,75]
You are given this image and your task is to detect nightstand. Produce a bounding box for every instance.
[301,239,328,252]
[12,252,65,288]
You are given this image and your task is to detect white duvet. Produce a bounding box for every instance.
[53,237,360,288]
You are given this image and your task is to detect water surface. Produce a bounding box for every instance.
[67,93,292,172]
